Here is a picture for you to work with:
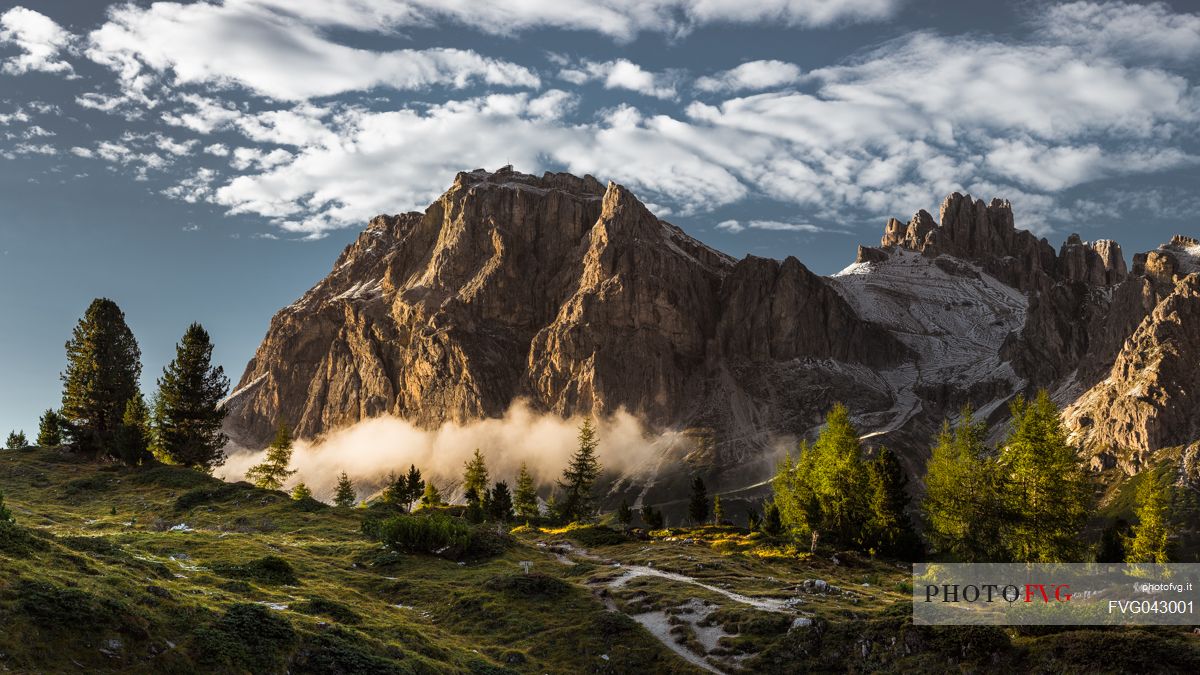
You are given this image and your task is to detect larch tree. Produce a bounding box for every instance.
[997,391,1090,563]
[291,482,313,501]
[153,323,230,472]
[1126,472,1172,564]
[556,418,601,522]
[514,462,539,520]
[245,421,297,491]
[60,298,141,456]
[922,408,1004,562]
[713,495,723,525]
[462,449,490,505]
[420,482,444,509]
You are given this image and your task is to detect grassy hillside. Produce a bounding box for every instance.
[3,445,1200,674]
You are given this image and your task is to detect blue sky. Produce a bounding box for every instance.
[1,0,1199,437]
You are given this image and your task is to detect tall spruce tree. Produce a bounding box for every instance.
[865,447,922,560]
[688,476,709,525]
[333,472,356,508]
[1127,472,1172,564]
[61,298,141,456]
[36,410,63,447]
[153,323,230,472]
[556,418,602,522]
[514,462,539,519]
[462,449,489,505]
[114,393,152,466]
[245,421,296,490]
[997,391,1090,562]
[403,465,425,512]
[922,408,1005,562]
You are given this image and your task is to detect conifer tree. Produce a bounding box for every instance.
[245,421,297,491]
[333,471,356,508]
[1097,518,1130,563]
[36,410,63,447]
[922,408,1005,562]
[641,504,664,529]
[5,430,27,449]
[489,481,514,522]
[404,464,425,512]
[420,482,444,509]
[61,298,141,456]
[462,449,489,506]
[617,498,633,528]
[291,482,313,501]
[713,495,723,525]
[997,391,1090,562]
[761,502,784,537]
[1127,472,1172,564]
[772,404,870,546]
[556,418,602,522]
[688,476,709,525]
[153,323,230,472]
[381,471,406,507]
[865,447,922,560]
[114,393,152,466]
[514,462,539,519]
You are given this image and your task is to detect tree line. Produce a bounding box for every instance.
[10,298,230,470]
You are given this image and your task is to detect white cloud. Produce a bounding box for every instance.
[230,147,295,171]
[558,58,680,99]
[695,59,802,93]
[246,0,902,42]
[154,134,198,156]
[160,93,242,133]
[162,168,218,203]
[716,219,744,233]
[715,218,834,234]
[984,139,1197,192]
[204,143,230,157]
[0,6,75,76]
[1037,1,1200,63]
[85,1,541,102]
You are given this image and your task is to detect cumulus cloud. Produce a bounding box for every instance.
[1036,1,1200,63]
[0,6,75,76]
[695,59,803,93]
[85,1,541,102]
[558,58,681,99]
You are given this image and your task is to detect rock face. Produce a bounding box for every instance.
[225,169,1200,495]
[224,167,902,453]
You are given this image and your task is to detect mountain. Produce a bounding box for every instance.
[223,166,1199,500]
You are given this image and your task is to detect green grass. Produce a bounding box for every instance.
[4,445,1200,673]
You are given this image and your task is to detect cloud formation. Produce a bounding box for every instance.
[695,60,803,93]
[0,7,75,76]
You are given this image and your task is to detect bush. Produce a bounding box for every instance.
[190,603,297,673]
[213,555,298,585]
[130,464,214,489]
[174,483,244,511]
[561,525,628,547]
[483,573,571,599]
[292,596,361,625]
[292,627,406,674]
[365,514,473,557]
[63,474,114,496]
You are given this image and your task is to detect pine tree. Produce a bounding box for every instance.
[489,481,514,522]
[998,391,1090,563]
[60,299,141,456]
[6,430,27,449]
[462,449,489,506]
[291,482,313,501]
[713,495,723,525]
[245,421,297,491]
[556,418,602,522]
[419,482,444,509]
[1127,472,1172,564]
[153,323,230,472]
[36,410,63,447]
[922,408,1005,562]
[617,498,633,528]
[514,462,539,520]
[333,471,356,508]
[688,475,709,525]
[404,464,425,512]
[114,394,152,466]
[865,447,922,560]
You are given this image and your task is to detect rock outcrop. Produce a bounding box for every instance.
[225,169,1200,496]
